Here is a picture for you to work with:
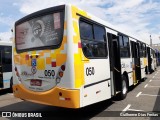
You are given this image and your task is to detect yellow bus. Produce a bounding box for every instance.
[13,4,150,108]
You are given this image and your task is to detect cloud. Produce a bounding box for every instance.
[1,0,160,43]
[0,16,14,27]
[0,32,12,41]
[19,0,112,15]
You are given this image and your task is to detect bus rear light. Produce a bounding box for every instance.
[59,71,63,77]
[65,98,71,101]
[61,65,65,71]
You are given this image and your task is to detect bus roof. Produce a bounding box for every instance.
[0,41,12,46]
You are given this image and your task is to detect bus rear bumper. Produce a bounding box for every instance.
[13,84,80,108]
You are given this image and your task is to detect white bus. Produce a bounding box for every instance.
[146,46,157,73]
[13,4,151,108]
[0,41,12,91]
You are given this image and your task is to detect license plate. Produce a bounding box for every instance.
[30,79,42,86]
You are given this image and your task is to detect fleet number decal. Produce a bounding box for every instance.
[86,67,95,76]
[44,70,55,77]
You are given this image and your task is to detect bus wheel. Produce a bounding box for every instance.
[118,75,128,100]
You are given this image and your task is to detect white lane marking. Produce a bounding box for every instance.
[122,104,131,112]
[148,85,160,88]
[136,92,142,97]
[141,94,160,97]
[128,109,144,111]
[144,84,148,88]
[155,74,157,76]
[149,80,152,82]
[152,76,155,78]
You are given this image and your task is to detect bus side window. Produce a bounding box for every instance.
[82,43,93,57]
[79,21,93,40]
[2,46,12,72]
[79,19,107,58]
[119,35,130,58]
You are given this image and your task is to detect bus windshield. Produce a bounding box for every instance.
[15,11,64,51]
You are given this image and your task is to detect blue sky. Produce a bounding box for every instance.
[0,0,160,44]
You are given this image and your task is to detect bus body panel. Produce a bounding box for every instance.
[13,84,80,108]
[121,58,133,86]
[71,6,111,107]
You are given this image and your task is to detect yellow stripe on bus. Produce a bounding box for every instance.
[37,58,45,70]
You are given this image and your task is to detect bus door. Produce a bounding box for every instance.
[108,33,121,96]
[0,50,3,88]
[131,41,137,83]
[147,47,152,73]
[130,41,141,83]
[131,41,141,84]
[135,42,141,81]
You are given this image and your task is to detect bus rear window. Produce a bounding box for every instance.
[15,12,64,51]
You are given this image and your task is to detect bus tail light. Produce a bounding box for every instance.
[59,71,63,77]
[56,64,66,84]
[61,65,65,71]
[65,98,71,101]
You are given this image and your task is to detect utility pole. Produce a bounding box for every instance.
[150,35,152,47]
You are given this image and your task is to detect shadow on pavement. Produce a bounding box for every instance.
[0,89,12,96]
[0,98,115,120]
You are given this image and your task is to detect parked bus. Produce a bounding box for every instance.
[13,4,152,108]
[146,46,157,73]
[0,41,12,91]
[155,49,160,66]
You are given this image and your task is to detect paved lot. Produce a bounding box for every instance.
[0,67,160,120]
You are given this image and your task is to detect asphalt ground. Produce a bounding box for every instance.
[0,67,160,120]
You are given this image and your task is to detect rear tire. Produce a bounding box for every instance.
[118,75,128,100]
